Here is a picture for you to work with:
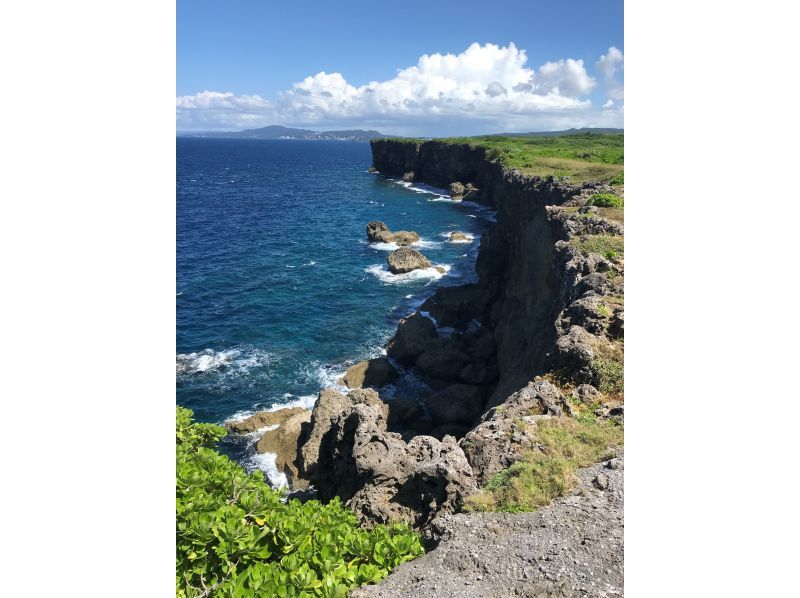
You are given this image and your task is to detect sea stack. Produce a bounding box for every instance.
[387,247,431,274]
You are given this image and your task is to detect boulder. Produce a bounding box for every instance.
[449,231,470,242]
[402,171,415,182]
[449,182,465,199]
[460,378,572,485]
[366,221,421,246]
[387,247,432,274]
[463,182,478,200]
[298,386,477,527]
[424,384,485,427]
[415,347,471,381]
[339,357,399,389]
[368,166,378,173]
[367,221,391,242]
[391,231,420,246]
[256,408,312,488]
[225,407,308,433]
[386,312,440,365]
[459,361,499,385]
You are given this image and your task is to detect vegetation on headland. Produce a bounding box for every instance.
[572,234,625,261]
[379,133,624,184]
[464,416,623,513]
[176,407,423,597]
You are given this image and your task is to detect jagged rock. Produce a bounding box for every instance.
[448,231,469,242]
[419,284,492,329]
[386,312,440,365]
[387,396,424,429]
[424,384,485,427]
[558,294,611,336]
[415,347,471,381]
[574,383,601,405]
[297,388,352,479]
[402,171,414,182]
[339,357,398,389]
[298,386,477,526]
[449,182,465,199]
[367,221,391,243]
[460,379,571,485]
[579,204,599,214]
[256,408,312,488]
[391,231,420,246]
[367,221,421,246]
[553,325,601,382]
[368,166,378,173]
[463,182,478,200]
[225,407,308,433]
[387,247,431,274]
[609,307,624,338]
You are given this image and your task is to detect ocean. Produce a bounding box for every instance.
[176,137,494,480]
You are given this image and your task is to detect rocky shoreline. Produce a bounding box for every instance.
[226,138,624,594]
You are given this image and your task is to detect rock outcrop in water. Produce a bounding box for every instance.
[366,220,421,246]
[387,247,432,273]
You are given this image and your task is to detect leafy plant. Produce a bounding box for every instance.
[586,193,624,208]
[176,407,423,597]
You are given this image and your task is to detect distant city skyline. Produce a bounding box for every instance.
[177,0,624,136]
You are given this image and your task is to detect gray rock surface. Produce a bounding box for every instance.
[255,408,311,488]
[386,312,440,365]
[298,387,477,527]
[351,455,624,598]
[224,407,308,433]
[424,383,485,427]
[387,247,432,274]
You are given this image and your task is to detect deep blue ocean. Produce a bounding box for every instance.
[177,138,493,478]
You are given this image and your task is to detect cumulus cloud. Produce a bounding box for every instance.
[177,43,622,135]
[596,46,624,101]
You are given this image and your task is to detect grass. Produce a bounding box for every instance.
[590,341,624,395]
[572,234,625,260]
[465,416,623,513]
[380,133,624,184]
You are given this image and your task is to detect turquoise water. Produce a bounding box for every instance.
[177,138,493,473]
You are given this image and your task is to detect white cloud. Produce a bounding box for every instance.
[177,43,622,135]
[603,99,615,108]
[596,46,624,101]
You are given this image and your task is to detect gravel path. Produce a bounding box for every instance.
[351,455,624,597]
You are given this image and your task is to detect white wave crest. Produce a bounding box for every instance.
[365,263,451,284]
[439,232,475,244]
[246,451,288,489]
[176,347,275,375]
[370,238,443,251]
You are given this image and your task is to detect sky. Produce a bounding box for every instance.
[177,0,624,136]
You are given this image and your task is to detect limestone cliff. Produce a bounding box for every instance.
[372,139,611,405]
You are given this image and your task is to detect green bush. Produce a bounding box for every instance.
[586,193,624,208]
[176,407,423,597]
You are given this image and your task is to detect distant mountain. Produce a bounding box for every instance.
[487,128,623,137]
[178,125,385,141]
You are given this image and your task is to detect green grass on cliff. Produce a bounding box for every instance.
[382,133,624,184]
[176,407,423,597]
[464,417,623,513]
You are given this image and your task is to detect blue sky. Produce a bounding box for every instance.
[177,0,624,135]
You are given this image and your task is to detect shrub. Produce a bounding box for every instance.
[464,417,623,513]
[176,407,423,597]
[587,193,624,208]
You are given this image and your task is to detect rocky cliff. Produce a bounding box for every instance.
[371,139,620,406]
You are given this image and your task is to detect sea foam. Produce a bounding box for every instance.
[175,347,276,375]
[365,263,451,284]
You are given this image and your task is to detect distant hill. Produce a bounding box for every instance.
[178,125,385,141]
[487,128,623,137]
